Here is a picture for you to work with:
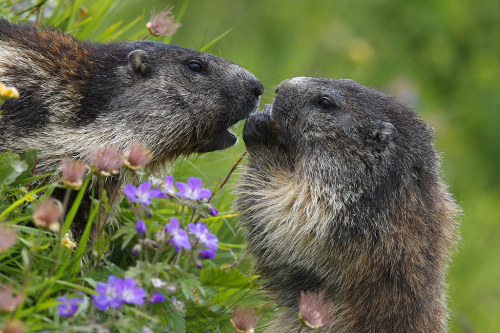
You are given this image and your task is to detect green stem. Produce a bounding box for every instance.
[208,150,247,203]
[100,176,123,234]
[95,177,105,269]
[175,249,182,266]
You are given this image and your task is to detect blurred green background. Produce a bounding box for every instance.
[8,0,499,331]
[105,0,499,331]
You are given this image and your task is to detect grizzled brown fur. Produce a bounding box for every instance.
[0,19,263,174]
[236,77,459,332]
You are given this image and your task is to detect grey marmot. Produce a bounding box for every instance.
[0,19,263,174]
[236,77,459,332]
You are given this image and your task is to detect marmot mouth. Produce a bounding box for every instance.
[194,129,237,153]
[195,100,260,153]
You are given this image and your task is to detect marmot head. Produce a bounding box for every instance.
[0,23,263,171]
[91,41,264,160]
[243,77,440,232]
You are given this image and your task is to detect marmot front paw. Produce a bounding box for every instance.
[243,112,279,148]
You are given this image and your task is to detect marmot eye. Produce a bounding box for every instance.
[318,97,335,110]
[186,60,203,73]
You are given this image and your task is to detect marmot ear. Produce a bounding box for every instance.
[372,121,398,143]
[128,50,149,76]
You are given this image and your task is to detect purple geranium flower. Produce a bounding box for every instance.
[57,294,84,317]
[188,222,218,251]
[124,181,165,206]
[135,220,147,235]
[148,292,165,304]
[165,217,191,252]
[175,177,212,201]
[93,275,124,311]
[161,175,175,196]
[121,277,147,305]
[199,249,216,259]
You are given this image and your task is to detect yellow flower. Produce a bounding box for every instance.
[25,194,37,202]
[0,82,19,100]
[61,233,77,249]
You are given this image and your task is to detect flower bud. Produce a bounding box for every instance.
[0,225,17,252]
[146,6,181,37]
[32,198,62,232]
[135,220,147,235]
[2,320,24,333]
[165,283,177,295]
[231,306,261,333]
[199,249,215,260]
[123,142,152,170]
[208,207,218,217]
[61,159,88,190]
[147,292,165,304]
[0,284,24,312]
[150,278,166,288]
[132,244,142,256]
[298,291,335,329]
[91,146,123,176]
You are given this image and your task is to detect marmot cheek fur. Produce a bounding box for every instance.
[236,77,460,333]
[0,19,263,173]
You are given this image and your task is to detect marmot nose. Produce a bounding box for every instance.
[252,80,264,97]
[275,78,292,94]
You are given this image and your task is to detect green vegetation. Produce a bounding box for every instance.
[1,0,499,332]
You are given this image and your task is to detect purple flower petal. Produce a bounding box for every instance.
[57,295,84,317]
[137,181,152,192]
[199,249,216,259]
[198,189,212,200]
[171,228,191,251]
[148,292,165,304]
[122,277,147,305]
[187,177,202,189]
[175,177,212,201]
[188,222,218,251]
[161,175,175,196]
[92,275,124,311]
[149,188,165,199]
[203,233,219,251]
[123,185,137,201]
[166,218,191,251]
[165,217,180,233]
[135,220,147,235]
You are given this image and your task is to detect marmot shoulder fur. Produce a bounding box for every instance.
[236,77,459,332]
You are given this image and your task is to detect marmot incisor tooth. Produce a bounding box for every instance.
[0,19,263,173]
[236,77,459,332]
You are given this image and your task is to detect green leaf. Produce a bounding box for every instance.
[16,150,37,183]
[0,152,27,188]
[179,274,200,301]
[200,266,254,289]
[199,28,233,52]
[61,174,91,235]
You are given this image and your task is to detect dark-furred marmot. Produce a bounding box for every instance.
[236,77,459,332]
[0,19,263,173]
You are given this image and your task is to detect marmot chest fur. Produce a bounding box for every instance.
[236,77,459,333]
[0,19,263,173]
